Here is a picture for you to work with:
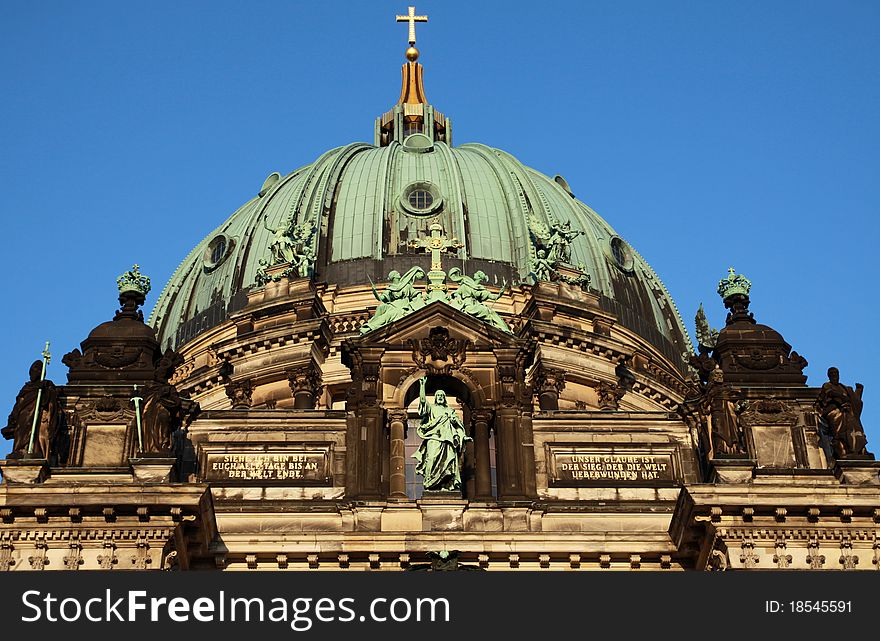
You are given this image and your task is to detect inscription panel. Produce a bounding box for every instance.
[205,450,330,484]
[549,448,675,486]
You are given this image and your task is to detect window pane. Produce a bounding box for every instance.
[408,189,433,210]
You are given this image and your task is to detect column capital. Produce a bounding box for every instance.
[471,409,494,425]
[387,408,410,425]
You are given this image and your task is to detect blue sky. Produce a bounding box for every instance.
[0,0,877,454]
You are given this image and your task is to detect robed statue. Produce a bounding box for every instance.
[141,352,185,455]
[816,367,868,458]
[448,268,511,333]
[547,220,584,264]
[412,377,471,492]
[2,360,62,460]
[264,213,298,265]
[359,267,426,334]
[703,367,745,456]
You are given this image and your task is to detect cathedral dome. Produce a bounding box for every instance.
[149,53,691,368]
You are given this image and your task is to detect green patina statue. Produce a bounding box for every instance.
[528,249,557,283]
[255,216,318,284]
[412,376,470,492]
[359,266,426,334]
[448,268,510,333]
[358,224,514,334]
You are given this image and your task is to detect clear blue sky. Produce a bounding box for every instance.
[1,1,877,455]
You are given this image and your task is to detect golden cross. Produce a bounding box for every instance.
[396,6,428,46]
[409,223,462,272]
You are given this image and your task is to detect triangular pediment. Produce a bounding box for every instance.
[354,300,520,348]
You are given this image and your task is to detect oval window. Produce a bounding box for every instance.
[608,236,634,273]
[203,234,233,271]
[399,181,442,217]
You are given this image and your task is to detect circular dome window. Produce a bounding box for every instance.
[399,181,442,217]
[203,234,233,272]
[608,236,634,273]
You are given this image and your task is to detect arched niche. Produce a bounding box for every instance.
[340,302,536,501]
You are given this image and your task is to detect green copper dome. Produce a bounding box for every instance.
[149,138,691,365]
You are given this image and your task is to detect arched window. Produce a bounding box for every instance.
[210,238,226,264]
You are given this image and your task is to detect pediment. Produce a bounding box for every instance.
[353,300,521,348]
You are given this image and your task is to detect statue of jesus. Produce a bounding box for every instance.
[412,376,470,492]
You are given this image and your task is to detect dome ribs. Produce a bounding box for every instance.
[153,141,691,363]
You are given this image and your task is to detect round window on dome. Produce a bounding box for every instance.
[203,234,233,272]
[608,236,634,273]
[399,181,442,217]
[408,189,433,210]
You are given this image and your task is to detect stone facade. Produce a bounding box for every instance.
[1,16,876,570]
[1,266,876,571]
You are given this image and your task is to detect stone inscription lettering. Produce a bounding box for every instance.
[206,451,328,483]
[552,451,674,484]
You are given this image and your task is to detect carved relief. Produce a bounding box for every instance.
[839,538,859,570]
[773,538,791,569]
[131,539,152,570]
[94,346,144,369]
[97,541,117,569]
[807,537,825,569]
[738,399,798,427]
[28,541,48,570]
[739,538,759,568]
[225,380,254,409]
[0,543,15,571]
[409,326,470,375]
[63,541,83,570]
[595,381,624,411]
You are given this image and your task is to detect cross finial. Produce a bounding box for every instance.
[410,223,462,272]
[408,223,463,301]
[396,6,428,46]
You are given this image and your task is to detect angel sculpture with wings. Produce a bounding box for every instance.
[546,220,584,264]
[264,215,318,268]
[359,266,426,334]
[448,268,511,333]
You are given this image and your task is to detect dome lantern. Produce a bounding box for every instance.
[376,6,452,147]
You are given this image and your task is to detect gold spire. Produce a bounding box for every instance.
[377,5,450,147]
[396,5,427,61]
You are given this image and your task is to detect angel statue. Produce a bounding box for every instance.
[412,376,471,492]
[291,218,318,247]
[264,213,297,265]
[528,248,557,283]
[359,266,426,334]
[448,268,511,333]
[547,220,584,264]
[291,243,316,278]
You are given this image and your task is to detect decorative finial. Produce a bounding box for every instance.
[409,223,463,301]
[695,303,718,351]
[396,5,428,60]
[717,267,751,301]
[117,264,152,297]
